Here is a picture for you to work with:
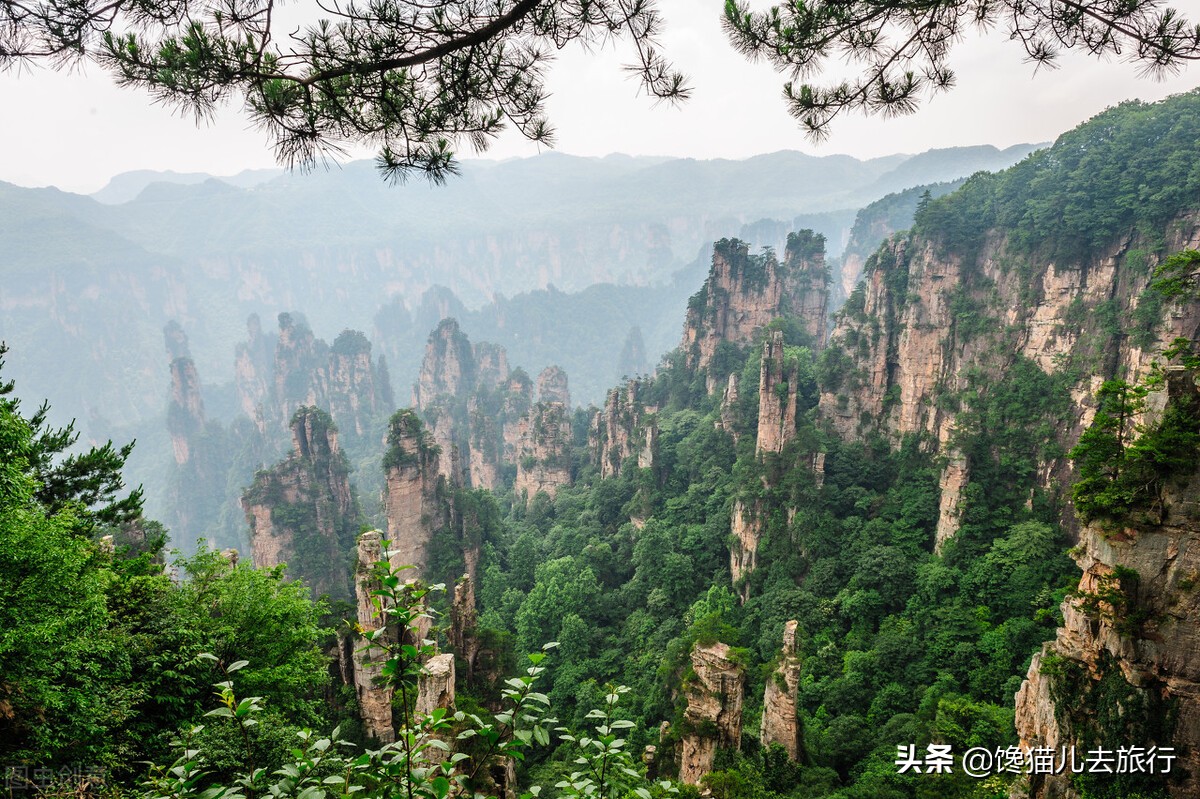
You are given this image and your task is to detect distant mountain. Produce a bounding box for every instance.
[1,143,1042,529]
[91,168,284,204]
[861,143,1045,199]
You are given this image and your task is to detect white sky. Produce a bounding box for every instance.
[4,0,1200,194]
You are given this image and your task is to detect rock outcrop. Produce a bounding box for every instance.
[717,373,741,443]
[450,573,481,681]
[591,378,657,479]
[234,313,274,429]
[537,365,571,408]
[819,215,1200,546]
[682,233,829,391]
[1014,372,1200,799]
[164,324,241,550]
[241,407,359,600]
[756,331,798,455]
[514,401,573,502]
[411,319,572,491]
[413,319,475,481]
[327,330,392,443]
[760,621,802,761]
[255,313,392,447]
[513,367,574,501]
[167,355,205,466]
[729,501,761,603]
[415,654,456,717]
[382,410,446,581]
[678,642,745,785]
[414,318,476,409]
[618,326,650,377]
[352,530,395,743]
[275,312,330,421]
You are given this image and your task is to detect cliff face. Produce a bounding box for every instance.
[820,215,1200,547]
[1014,373,1200,799]
[382,410,446,580]
[352,530,395,743]
[167,356,205,466]
[717,373,740,443]
[327,330,392,443]
[412,319,576,491]
[275,312,330,421]
[513,402,572,502]
[678,642,745,785]
[537,365,571,407]
[682,233,829,391]
[591,378,657,479]
[756,331,798,455]
[414,318,476,411]
[729,500,761,603]
[164,325,244,551]
[761,620,802,761]
[512,367,574,501]
[241,407,360,600]
[234,313,274,429]
[259,313,393,447]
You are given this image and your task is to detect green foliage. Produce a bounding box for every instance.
[383,409,441,471]
[556,685,674,799]
[1070,368,1200,526]
[915,92,1200,264]
[1043,652,1175,799]
[0,358,332,777]
[137,558,673,799]
[1148,248,1200,301]
[724,0,1200,139]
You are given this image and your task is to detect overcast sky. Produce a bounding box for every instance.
[4,0,1200,194]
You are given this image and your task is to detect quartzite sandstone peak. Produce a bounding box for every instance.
[1014,370,1200,799]
[241,406,360,600]
[682,232,829,391]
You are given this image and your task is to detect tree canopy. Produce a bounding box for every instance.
[724,0,1200,137]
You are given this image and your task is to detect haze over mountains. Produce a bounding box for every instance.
[1,142,1040,526]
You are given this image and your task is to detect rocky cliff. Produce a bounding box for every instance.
[351,530,395,743]
[1014,371,1200,799]
[241,406,360,600]
[756,331,798,455]
[167,355,205,467]
[819,215,1200,548]
[411,318,579,491]
[382,410,447,580]
[761,620,803,761]
[415,654,456,717]
[234,313,275,430]
[678,642,745,785]
[729,500,761,604]
[513,403,573,502]
[513,367,574,502]
[164,325,244,551]
[244,312,395,450]
[414,318,476,410]
[327,330,393,443]
[682,233,829,392]
[591,378,657,479]
[808,95,1200,796]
